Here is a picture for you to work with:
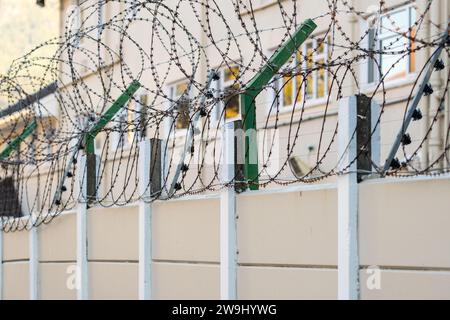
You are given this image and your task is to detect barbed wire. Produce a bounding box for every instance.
[0,0,449,231]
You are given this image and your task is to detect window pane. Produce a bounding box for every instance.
[381,9,409,36]
[306,43,314,66]
[296,50,303,67]
[317,59,326,98]
[175,81,189,97]
[282,75,294,107]
[317,40,325,55]
[176,99,190,129]
[380,37,409,80]
[224,84,240,119]
[295,74,303,103]
[305,74,314,99]
[224,66,240,82]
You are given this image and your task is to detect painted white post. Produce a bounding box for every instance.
[77,154,88,300]
[0,220,3,300]
[220,121,237,300]
[337,96,360,300]
[29,215,39,300]
[138,139,152,300]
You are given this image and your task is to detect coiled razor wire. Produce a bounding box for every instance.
[0,0,449,231]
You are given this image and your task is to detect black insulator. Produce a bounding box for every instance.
[390,158,401,170]
[423,84,434,96]
[55,199,61,206]
[412,108,423,121]
[79,144,85,150]
[61,185,67,192]
[181,164,189,172]
[174,183,182,191]
[434,59,445,71]
[67,172,73,178]
[190,146,195,154]
[212,72,220,81]
[73,158,78,164]
[401,133,412,146]
[206,90,214,99]
[200,108,207,117]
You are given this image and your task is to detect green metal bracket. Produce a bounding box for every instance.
[85,80,141,154]
[0,120,37,161]
[240,19,317,190]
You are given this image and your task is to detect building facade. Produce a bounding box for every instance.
[0,0,450,300]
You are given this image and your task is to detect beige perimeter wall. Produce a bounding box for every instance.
[1,176,450,300]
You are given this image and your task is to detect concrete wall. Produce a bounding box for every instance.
[1,176,450,300]
[358,178,450,300]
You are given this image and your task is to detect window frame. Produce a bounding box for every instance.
[268,36,331,115]
[365,4,417,85]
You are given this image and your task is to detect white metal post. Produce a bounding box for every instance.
[0,220,3,300]
[220,121,237,300]
[138,139,152,300]
[29,215,39,300]
[337,96,360,300]
[77,154,88,300]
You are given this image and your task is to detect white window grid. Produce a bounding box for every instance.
[367,4,417,83]
[271,37,331,112]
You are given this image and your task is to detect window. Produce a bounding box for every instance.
[168,80,191,132]
[217,65,241,121]
[134,94,148,141]
[367,5,416,83]
[272,37,331,110]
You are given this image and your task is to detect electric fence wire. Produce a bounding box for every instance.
[0,0,449,231]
